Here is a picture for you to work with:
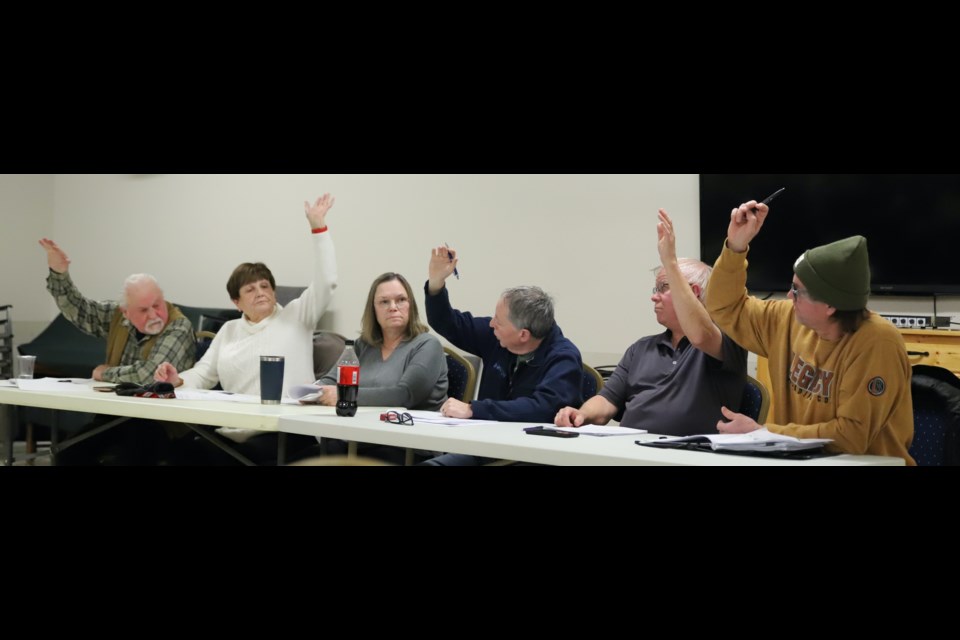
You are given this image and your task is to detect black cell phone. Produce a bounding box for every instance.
[523,426,579,438]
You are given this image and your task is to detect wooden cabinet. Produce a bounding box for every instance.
[756,328,960,419]
[899,329,960,374]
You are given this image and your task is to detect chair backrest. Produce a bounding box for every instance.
[582,363,605,399]
[910,364,960,466]
[313,331,348,380]
[444,347,478,402]
[740,374,771,424]
[275,286,307,307]
[195,330,217,361]
[179,306,242,334]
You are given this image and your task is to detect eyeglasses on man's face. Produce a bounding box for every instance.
[789,281,813,301]
[381,411,414,425]
[652,282,670,295]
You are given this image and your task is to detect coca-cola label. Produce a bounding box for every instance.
[337,365,360,386]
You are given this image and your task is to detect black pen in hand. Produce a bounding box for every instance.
[444,242,460,279]
[750,187,785,213]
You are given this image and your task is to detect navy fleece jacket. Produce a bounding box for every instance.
[424,283,583,422]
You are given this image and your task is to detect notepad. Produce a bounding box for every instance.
[647,429,831,452]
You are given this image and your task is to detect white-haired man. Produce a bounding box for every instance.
[555,210,747,435]
[39,238,195,385]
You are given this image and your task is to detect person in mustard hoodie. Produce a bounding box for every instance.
[705,197,914,465]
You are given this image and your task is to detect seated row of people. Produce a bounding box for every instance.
[37,192,915,464]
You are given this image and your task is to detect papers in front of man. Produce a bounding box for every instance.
[542,425,648,437]
[654,428,832,452]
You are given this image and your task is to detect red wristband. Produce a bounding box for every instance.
[312,226,328,234]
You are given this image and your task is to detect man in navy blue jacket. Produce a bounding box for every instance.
[420,245,583,465]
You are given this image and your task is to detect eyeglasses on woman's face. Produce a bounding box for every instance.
[376,296,409,310]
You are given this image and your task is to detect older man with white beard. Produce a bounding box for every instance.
[39,238,195,385]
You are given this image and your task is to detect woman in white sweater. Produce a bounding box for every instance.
[154,193,337,461]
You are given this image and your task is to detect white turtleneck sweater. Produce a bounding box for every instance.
[180,231,337,396]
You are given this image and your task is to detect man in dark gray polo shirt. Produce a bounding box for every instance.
[555,209,746,436]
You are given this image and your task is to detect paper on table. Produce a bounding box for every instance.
[289,384,324,404]
[543,425,648,436]
[172,389,309,405]
[12,378,95,393]
[173,389,254,403]
[655,428,832,452]
[400,410,501,426]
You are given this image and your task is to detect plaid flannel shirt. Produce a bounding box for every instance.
[46,270,195,384]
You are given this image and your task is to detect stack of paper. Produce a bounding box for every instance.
[655,429,832,452]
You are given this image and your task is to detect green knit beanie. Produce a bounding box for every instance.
[792,235,871,310]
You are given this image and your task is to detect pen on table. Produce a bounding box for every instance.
[444,242,460,279]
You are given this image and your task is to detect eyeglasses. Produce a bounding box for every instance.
[380,411,414,425]
[789,281,813,300]
[376,297,409,309]
[652,282,670,295]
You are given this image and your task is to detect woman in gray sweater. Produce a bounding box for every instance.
[318,272,448,410]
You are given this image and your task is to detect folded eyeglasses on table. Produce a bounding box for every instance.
[380,411,414,425]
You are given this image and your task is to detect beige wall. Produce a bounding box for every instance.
[45,174,700,365]
[0,174,55,348]
[3,174,959,369]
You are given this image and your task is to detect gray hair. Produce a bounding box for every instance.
[501,286,555,339]
[120,273,162,307]
[653,258,712,302]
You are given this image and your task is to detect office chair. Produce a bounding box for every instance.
[909,364,960,466]
[582,363,605,398]
[195,330,217,361]
[444,346,478,403]
[740,375,771,424]
[313,331,348,379]
[274,285,307,307]
[399,347,478,466]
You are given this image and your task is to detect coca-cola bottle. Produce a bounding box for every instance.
[336,339,360,417]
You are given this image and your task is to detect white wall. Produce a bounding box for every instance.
[0,174,55,349]
[3,174,958,369]
[46,174,700,365]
